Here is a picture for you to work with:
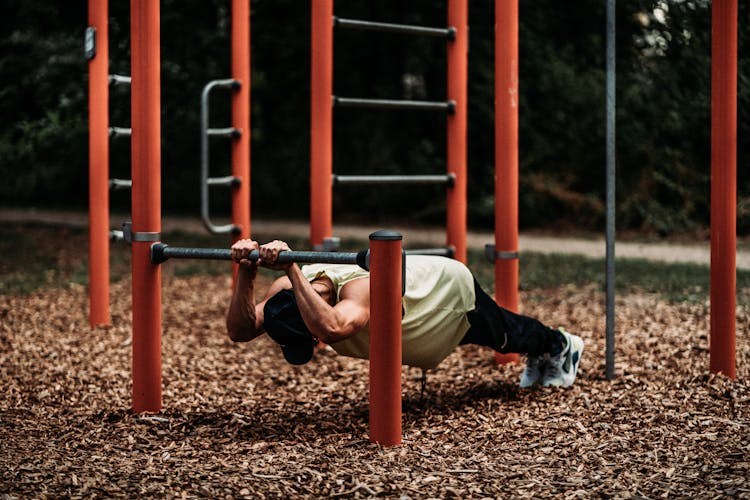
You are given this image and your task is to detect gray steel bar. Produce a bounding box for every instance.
[605,0,616,380]
[334,96,455,113]
[207,127,241,138]
[109,74,131,86]
[333,174,455,186]
[151,243,369,270]
[405,247,454,258]
[109,127,131,138]
[207,175,240,187]
[109,178,132,190]
[201,78,241,235]
[334,17,455,39]
[150,243,454,275]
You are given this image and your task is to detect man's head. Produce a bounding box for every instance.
[263,289,318,365]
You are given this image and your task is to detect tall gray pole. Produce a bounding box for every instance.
[605,0,616,380]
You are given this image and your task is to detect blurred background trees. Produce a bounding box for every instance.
[1,0,747,235]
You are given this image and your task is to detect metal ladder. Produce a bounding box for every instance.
[200,79,242,235]
[327,14,459,257]
[107,73,132,241]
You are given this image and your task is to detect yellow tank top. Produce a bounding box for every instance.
[300,255,475,369]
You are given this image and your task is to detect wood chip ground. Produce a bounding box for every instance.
[1,274,749,498]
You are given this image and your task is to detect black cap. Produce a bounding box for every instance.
[263,289,317,365]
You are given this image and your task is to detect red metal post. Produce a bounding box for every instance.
[310,0,334,250]
[494,0,520,365]
[446,0,468,263]
[231,0,251,243]
[231,0,251,285]
[369,230,403,446]
[131,0,162,412]
[88,0,110,327]
[710,0,737,379]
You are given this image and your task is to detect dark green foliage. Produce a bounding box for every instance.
[0,3,88,205]
[1,1,747,234]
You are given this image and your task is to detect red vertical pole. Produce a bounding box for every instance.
[369,230,403,447]
[494,0,520,365]
[232,0,251,242]
[446,0,468,263]
[710,0,737,379]
[310,0,334,250]
[88,0,110,327]
[131,0,162,412]
[231,0,251,243]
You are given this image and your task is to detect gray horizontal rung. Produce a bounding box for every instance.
[207,127,241,138]
[333,174,455,187]
[207,176,241,187]
[203,78,240,92]
[202,221,240,236]
[109,178,132,190]
[109,74,131,86]
[334,96,455,113]
[109,127,131,138]
[334,17,455,40]
[405,247,455,258]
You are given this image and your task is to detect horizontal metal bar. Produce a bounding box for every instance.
[203,78,240,94]
[151,243,370,270]
[406,247,455,258]
[203,221,240,236]
[207,127,241,138]
[334,96,455,113]
[109,230,125,241]
[333,174,455,187]
[334,17,455,40]
[109,178,132,190]
[109,74,131,86]
[109,127,131,138]
[207,176,241,187]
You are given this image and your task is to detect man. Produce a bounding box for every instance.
[227,239,584,388]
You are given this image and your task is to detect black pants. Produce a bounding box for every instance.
[460,279,563,357]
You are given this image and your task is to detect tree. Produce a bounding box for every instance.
[1,0,746,235]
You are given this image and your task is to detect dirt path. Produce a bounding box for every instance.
[2,207,748,269]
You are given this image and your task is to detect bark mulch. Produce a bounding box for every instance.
[1,275,749,498]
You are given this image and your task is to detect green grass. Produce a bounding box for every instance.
[1,222,748,305]
[465,249,738,303]
[517,253,741,303]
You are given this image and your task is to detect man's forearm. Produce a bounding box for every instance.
[226,265,261,342]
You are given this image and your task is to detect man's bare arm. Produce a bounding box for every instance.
[225,239,369,345]
[285,264,370,344]
[226,239,292,342]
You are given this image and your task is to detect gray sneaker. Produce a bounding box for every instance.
[519,354,546,388]
[541,328,584,387]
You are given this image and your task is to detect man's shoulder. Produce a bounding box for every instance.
[339,276,370,292]
[337,277,371,308]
